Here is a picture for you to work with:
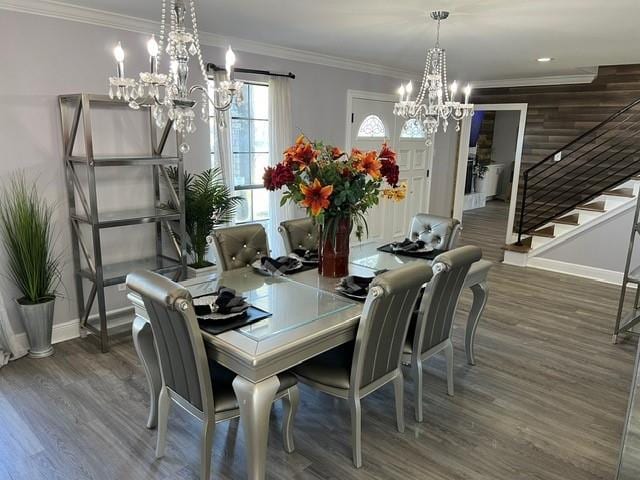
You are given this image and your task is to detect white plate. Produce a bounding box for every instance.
[198,309,248,322]
[335,287,368,301]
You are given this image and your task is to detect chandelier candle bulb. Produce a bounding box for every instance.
[147,35,159,74]
[113,42,125,79]
[464,84,472,104]
[225,47,236,79]
[398,84,406,101]
[450,81,458,101]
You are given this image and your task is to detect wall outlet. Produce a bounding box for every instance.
[117,283,127,292]
[553,151,562,162]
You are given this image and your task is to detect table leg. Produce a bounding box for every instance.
[132,316,161,429]
[466,281,488,366]
[232,375,280,480]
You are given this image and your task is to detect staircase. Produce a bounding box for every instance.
[504,97,640,266]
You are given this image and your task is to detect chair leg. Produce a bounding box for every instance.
[349,397,362,468]
[413,360,424,422]
[444,341,454,396]
[393,373,405,433]
[281,386,299,453]
[155,386,170,458]
[200,418,215,480]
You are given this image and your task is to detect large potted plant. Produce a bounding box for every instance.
[0,175,61,358]
[264,135,405,277]
[167,167,243,277]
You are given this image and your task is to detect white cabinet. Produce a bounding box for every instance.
[478,164,504,199]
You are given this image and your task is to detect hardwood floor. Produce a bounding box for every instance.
[0,212,638,479]
[460,200,509,262]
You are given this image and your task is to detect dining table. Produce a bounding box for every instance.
[128,242,491,480]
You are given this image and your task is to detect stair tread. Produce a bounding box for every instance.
[603,187,635,198]
[575,200,606,212]
[552,213,580,226]
[503,237,532,253]
[532,226,555,238]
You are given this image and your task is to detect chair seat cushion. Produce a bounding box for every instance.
[209,361,297,413]
[293,341,355,390]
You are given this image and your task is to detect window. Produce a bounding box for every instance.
[357,114,386,137]
[210,82,270,224]
[400,119,425,138]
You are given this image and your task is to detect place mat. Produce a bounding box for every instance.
[198,306,272,335]
[377,243,444,260]
[286,263,318,274]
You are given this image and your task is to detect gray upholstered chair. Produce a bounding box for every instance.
[126,270,299,480]
[403,245,482,422]
[211,223,269,272]
[408,214,461,251]
[293,262,432,468]
[278,217,319,255]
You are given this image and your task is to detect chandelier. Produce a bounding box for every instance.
[393,11,473,146]
[107,0,243,153]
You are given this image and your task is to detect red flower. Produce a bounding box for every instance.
[381,158,399,187]
[378,142,397,163]
[300,179,333,216]
[263,163,295,191]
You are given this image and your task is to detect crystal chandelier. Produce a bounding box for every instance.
[108,0,243,153]
[393,11,474,146]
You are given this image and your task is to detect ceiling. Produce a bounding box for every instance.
[53,0,640,81]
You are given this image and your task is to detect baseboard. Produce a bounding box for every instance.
[15,306,134,352]
[526,257,625,285]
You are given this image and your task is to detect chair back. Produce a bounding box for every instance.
[126,270,213,413]
[351,262,432,390]
[211,224,269,271]
[408,214,461,251]
[278,217,319,254]
[413,246,482,354]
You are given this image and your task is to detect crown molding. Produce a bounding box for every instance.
[0,0,413,79]
[473,71,597,89]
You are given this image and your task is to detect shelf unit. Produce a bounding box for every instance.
[59,93,187,352]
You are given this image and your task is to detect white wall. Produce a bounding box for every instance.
[0,10,401,333]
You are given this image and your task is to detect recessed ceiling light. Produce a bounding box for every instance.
[537,57,553,62]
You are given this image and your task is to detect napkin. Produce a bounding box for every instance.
[193,287,249,315]
[293,248,319,263]
[256,256,302,275]
[391,238,426,253]
[338,275,374,297]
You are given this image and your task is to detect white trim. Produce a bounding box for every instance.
[453,103,528,244]
[526,257,626,286]
[14,306,134,351]
[345,89,399,151]
[0,0,414,79]
[473,71,597,89]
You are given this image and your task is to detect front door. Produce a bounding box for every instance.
[350,95,432,242]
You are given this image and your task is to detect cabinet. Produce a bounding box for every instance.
[477,164,504,199]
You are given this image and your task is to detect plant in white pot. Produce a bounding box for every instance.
[167,167,243,277]
[0,175,61,358]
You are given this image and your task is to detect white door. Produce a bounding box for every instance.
[350,96,432,242]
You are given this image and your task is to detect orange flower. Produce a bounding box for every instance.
[351,148,365,162]
[300,179,334,216]
[284,135,318,169]
[355,150,382,179]
[330,146,344,159]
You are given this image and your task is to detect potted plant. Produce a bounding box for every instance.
[264,135,405,277]
[472,161,490,193]
[0,175,62,358]
[167,167,243,278]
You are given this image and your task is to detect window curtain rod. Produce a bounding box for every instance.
[206,63,295,79]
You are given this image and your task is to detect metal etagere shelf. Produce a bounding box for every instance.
[58,93,187,352]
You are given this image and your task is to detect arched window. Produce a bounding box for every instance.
[357,114,386,137]
[400,119,425,138]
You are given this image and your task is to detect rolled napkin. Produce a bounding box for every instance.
[254,256,302,276]
[292,248,319,263]
[193,286,249,315]
[337,275,374,297]
[391,238,427,253]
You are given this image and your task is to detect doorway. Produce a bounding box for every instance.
[346,90,434,243]
[453,104,527,259]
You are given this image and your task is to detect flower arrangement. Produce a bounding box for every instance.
[263,134,406,242]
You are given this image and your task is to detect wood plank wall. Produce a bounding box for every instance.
[473,64,640,235]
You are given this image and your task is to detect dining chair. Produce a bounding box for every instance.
[408,214,461,251]
[293,262,432,468]
[278,217,319,255]
[126,270,299,480]
[211,223,269,272]
[403,245,482,422]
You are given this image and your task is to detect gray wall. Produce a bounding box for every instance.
[490,110,520,196]
[0,10,401,332]
[428,127,461,218]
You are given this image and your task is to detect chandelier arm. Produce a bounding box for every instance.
[189,84,234,112]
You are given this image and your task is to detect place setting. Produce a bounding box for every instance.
[193,286,272,335]
[377,238,444,260]
[251,249,319,276]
